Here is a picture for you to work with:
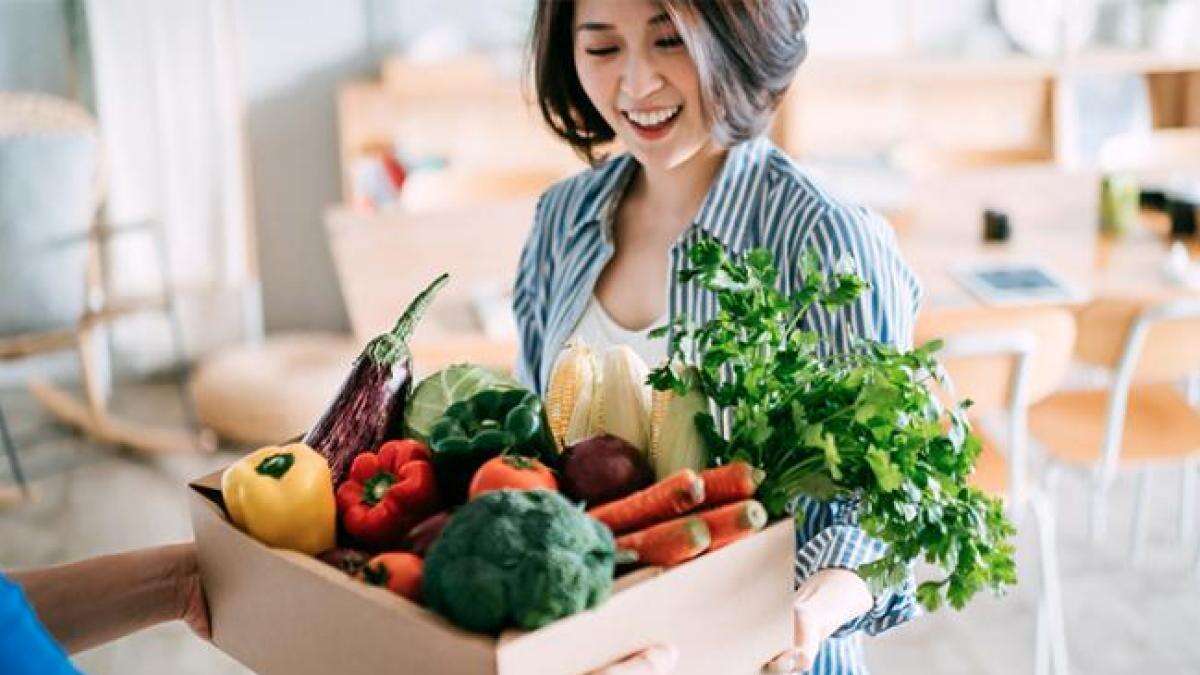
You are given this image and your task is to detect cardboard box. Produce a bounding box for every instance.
[189,470,794,675]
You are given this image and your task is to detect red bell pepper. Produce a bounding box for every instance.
[336,439,439,548]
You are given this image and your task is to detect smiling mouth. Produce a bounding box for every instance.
[621,105,683,131]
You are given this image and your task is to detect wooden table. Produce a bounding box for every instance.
[897,165,1200,309]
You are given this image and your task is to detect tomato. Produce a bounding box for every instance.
[468,455,557,499]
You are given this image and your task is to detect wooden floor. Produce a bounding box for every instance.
[1,381,1199,674]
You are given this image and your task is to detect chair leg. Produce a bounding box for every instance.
[1131,467,1153,565]
[1089,477,1109,545]
[1182,458,1198,549]
[1030,495,1070,675]
[149,218,202,431]
[1034,596,1050,675]
[0,402,30,498]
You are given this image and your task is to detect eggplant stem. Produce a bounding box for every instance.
[390,273,449,342]
[369,273,450,365]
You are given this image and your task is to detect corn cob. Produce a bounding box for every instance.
[648,364,709,479]
[545,342,653,454]
[595,345,652,453]
[545,340,598,452]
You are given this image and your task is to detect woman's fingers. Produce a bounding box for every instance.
[765,596,824,673]
[765,645,817,674]
[590,644,679,675]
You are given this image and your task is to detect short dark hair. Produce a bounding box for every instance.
[529,0,810,165]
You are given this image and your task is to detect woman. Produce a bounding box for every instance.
[517,1,921,672]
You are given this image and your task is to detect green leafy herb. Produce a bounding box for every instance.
[647,236,1016,611]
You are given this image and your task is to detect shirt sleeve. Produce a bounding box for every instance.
[0,574,80,675]
[512,194,553,395]
[793,497,920,637]
[791,203,923,637]
[798,202,922,354]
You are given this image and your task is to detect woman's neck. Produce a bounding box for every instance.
[629,142,727,237]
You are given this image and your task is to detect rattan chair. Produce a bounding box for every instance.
[0,92,208,503]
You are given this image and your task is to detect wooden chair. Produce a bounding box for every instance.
[917,305,1077,675]
[1030,298,1200,566]
[0,92,208,501]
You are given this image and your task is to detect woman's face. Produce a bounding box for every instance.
[573,0,711,171]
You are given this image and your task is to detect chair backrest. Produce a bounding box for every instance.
[1073,297,1200,477]
[916,305,1077,506]
[915,305,1077,414]
[1075,297,1200,384]
[0,92,103,336]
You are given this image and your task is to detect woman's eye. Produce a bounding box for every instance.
[655,35,684,49]
[584,46,619,56]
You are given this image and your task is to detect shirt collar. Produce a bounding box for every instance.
[570,135,773,254]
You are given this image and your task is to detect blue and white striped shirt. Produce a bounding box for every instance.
[512,136,921,674]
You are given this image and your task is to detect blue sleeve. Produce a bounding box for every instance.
[798,203,922,354]
[0,573,81,675]
[793,496,920,637]
[790,204,923,637]
[512,194,553,396]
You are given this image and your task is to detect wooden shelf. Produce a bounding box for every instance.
[781,49,1200,169]
[803,50,1200,81]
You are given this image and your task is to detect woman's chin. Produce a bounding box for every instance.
[628,138,714,173]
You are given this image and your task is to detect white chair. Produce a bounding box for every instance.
[0,91,208,495]
[918,306,1077,675]
[1030,299,1200,566]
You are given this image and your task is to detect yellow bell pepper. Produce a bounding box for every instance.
[221,443,336,555]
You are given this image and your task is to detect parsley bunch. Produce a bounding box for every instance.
[647,237,1016,611]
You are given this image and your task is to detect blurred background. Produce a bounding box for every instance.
[2,0,1200,673]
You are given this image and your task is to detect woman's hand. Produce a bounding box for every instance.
[766,569,873,673]
[589,644,679,675]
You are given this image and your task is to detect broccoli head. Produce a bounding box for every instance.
[422,488,616,633]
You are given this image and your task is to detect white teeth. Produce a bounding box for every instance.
[624,106,680,128]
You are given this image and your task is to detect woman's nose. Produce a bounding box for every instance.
[620,53,664,102]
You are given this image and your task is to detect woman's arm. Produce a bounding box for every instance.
[771,202,923,654]
[512,194,554,394]
[7,543,208,654]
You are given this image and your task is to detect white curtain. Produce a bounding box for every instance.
[85,0,259,371]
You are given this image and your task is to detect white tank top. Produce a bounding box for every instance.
[566,294,669,368]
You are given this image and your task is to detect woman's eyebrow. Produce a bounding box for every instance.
[576,21,614,32]
[576,12,669,32]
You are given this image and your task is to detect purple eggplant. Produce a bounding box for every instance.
[305,273,448,485]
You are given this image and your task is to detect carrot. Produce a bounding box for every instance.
[360,552,423,602]
[700,461,763,506]
[616,516,711,567]
[588,469,705,534]
[697,500,767,550]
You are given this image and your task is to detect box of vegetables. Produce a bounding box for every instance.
[190,238,1017,674]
